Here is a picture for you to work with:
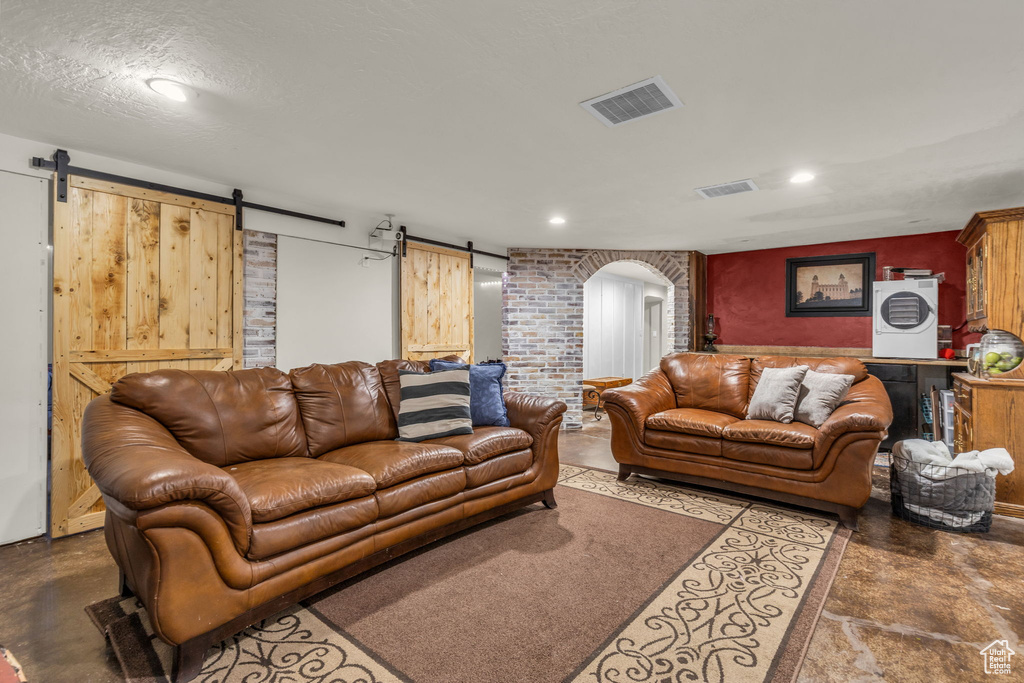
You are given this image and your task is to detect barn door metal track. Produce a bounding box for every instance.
[398,225,509,261]
[32,149,346,232]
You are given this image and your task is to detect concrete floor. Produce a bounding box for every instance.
[1,413,1021,682]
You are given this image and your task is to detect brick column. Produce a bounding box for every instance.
[503,248,692,428]
[503,250,586,427]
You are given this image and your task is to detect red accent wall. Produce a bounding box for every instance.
[706,230,980,349]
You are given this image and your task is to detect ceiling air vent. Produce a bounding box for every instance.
[580,76,683,127]
[694,179,759,199]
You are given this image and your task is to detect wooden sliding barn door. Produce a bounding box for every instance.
[51,177,242,537]
[400,242,474,362]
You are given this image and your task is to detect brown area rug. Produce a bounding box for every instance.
[87,465,850,683]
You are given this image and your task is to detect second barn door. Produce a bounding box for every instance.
[50,176,243,537]
[400,242,473,363]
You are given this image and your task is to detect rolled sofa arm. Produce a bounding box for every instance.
[601,370,675,441]
[815,375,894,453]
[83,395,253,553]
[504,391,567,444]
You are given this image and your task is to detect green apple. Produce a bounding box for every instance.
[985,351,1002,365]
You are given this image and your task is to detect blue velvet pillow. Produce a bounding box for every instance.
[429,360,509,427]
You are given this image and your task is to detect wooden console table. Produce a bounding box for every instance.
[582,376,631,420]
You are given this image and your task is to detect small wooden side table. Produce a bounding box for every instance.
[582,376,632,420]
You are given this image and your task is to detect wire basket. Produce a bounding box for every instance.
[889,450,994,533]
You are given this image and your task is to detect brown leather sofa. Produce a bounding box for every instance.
[602,353,893,529]
[82,358,566,681]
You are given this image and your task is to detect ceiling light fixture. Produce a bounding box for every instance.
[147,78,190,102]
[549,217,566,225]
[790,171,815,184]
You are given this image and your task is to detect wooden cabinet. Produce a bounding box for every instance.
[958,207,1024,342]
[952,372,1024,518]
[955,207,1024,519]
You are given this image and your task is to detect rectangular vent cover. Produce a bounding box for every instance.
[694,179,759,199]
[580,76,683,127]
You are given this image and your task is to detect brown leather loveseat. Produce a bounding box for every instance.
[602,353,893,529]
[82,358,566,681]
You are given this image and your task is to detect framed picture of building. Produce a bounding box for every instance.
[785,252,875,317]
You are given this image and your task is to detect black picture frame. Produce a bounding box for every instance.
[785,252,875,317]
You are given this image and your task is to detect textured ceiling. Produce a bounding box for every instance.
[1,0,1022,253]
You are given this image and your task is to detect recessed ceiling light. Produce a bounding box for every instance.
[147,78,190,102]
[790,171,815,184]
[549,217,566,225]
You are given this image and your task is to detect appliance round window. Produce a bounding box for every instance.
[881,292,930,329]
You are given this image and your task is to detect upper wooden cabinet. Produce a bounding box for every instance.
[957,207,1024,343]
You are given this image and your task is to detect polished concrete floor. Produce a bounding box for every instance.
[1,414,1021,682]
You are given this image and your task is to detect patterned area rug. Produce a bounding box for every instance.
[87,465,850,683]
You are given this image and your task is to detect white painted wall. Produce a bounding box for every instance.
[583,272,644,381]
[0,170,49,544]
[276,235,395,370]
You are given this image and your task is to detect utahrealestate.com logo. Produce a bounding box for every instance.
[980,640,1015,675]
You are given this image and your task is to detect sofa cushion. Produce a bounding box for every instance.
[224,458,376,523]
[749,356,867,402]
[646,408,739,438]
[429,359,510,427]
[376,356,464,422]
[289,361,396,454]
[644,430,722,456]
[794,370,856,428]
[248,497,379,560]
[374,469,466,518]
[660,353,750,418]
[319,441,464,489]
[722,420,818,449]
[722,441,814,470]
[426,426,533,465]
[397,369,474,442]
[464,449,534,488]
[111,367,307,467]
[746,365,808,423]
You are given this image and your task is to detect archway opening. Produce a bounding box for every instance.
[583,259,675,386]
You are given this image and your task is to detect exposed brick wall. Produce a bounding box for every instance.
[243,230,277,368]
[503,249,692,429]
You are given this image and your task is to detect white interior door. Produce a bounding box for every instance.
[644,299,663,373]
[584,272,644,380]
[0,170,49,544]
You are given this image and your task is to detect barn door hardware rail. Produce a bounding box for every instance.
[398,225,510,262]
[31,149,346,232]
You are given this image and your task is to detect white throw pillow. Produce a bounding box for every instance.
[793,370,855,428]
[746,366,809,423]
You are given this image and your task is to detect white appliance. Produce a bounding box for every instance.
[872,279,939,359]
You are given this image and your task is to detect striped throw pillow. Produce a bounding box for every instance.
[396,369,473,442]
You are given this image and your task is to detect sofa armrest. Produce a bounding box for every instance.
[504,391,567,444]
[83,395,253,554]
[601,370,675,441]
[815,375,894,454]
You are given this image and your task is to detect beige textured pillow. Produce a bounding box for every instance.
[794,370,855,428]
[746,366,809,423]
